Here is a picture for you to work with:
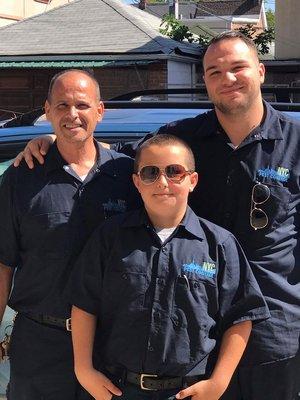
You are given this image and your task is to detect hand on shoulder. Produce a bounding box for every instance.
[13,134,56,169]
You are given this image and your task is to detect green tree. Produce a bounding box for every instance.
[160,14,194,43]
[160,17,274,55]
[159,14,210,46]
[236,24,275,55]
[266,8,275,30]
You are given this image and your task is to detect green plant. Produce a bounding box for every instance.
[236,24,275,55]
[160,14,210,47]
[265,8,275,30]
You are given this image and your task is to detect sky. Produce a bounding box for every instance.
[264,0,275,12]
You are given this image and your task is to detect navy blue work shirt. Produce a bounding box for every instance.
[115,101,300,365]
[0,141,140,318]
[69,206,269,377]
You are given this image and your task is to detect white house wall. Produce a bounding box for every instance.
[167,60,195,100]
[185,17,232,33]
[0,0,71,26]
[275,0,300,59]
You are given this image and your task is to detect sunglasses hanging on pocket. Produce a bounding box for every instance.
[250,183,271,230]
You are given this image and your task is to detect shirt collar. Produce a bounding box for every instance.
[44,139,119,177]
[44,142,66,175]
[179,206,204,240]
[195,101,284,142]
[194,109,220,138]
[259,100,284,140]
[122,206,204,240]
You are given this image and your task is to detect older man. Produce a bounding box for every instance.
[0,69,139,400]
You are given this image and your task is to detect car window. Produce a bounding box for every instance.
[0,159,12,174]
[0,307,14,393]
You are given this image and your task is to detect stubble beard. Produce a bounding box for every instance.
[214,100,248,115]
[212,87,261,116]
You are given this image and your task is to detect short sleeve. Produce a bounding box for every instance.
[67,225,107,316]
[217,234,270,333]
[0,167,20,268]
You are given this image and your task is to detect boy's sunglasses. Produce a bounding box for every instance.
[250,183,270,230]
[137,164,193,185]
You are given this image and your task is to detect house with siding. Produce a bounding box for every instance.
[138,0,267,36]
[0,0,72,27]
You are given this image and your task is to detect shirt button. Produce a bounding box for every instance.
[162,247,167,253]
[148,346,154,352]
[153,312,160,321]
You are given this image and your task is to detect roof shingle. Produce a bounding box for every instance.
[0,0,202,57]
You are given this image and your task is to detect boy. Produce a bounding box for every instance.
[69,135,269,400]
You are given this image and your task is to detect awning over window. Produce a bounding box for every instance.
[0,60,155,68]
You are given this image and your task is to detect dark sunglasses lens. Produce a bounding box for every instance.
[253,184,270,204]
[165,164,187,181]
[251,208,268,229]
[139,166,159,183]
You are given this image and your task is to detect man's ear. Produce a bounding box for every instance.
[258,62,265,84]
[189,172,198,192]
[132,173,142,193]
[44,100,51,121]
[97,101,104,123]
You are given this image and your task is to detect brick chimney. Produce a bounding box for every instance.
[139,0,147,10]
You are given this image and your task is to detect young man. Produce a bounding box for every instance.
[68,135,269,400]
[0,70,139,399]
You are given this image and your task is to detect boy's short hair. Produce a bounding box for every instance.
[134,134,195,173]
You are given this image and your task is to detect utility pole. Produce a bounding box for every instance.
[169,0,179,19]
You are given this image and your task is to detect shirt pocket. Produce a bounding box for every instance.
[102,269,147,316]
[170,276,217,363]
[20,212,71,259]
[173,276,217,327]
[258,181,291,230]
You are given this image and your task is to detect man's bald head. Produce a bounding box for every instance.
[47,69,101,103]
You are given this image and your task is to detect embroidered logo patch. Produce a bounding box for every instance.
[182,261,216,278]
[257,167,290,182]
[103,199,127,213]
